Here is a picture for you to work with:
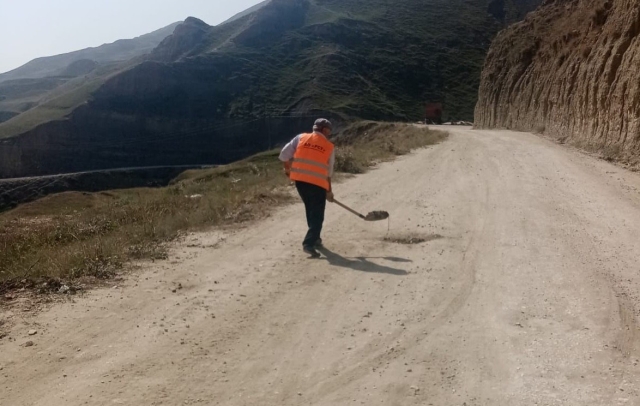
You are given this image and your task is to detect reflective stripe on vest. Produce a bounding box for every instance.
[292,158,330,171]
[290,133,334,190]
[290,168,328,180]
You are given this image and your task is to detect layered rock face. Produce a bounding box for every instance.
[475,0,640,165]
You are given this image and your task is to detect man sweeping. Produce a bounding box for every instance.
[279,118,336,258]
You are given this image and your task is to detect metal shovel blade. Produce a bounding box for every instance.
[364,211,390,222]
[334,199,389,222]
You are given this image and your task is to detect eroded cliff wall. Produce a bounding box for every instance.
[475,0,640,165]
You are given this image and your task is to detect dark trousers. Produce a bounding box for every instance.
[295,181,327,248]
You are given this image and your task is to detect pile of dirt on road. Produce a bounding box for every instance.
[332,121,447,174]
[475,0,640,167]
[384,233,443,245]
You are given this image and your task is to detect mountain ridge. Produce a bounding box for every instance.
[0,22,182,82]
[0,21,182,128]
[222,0,272,24]
[0,0,542,178]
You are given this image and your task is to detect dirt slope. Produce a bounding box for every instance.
[475,0,640,166]
[2,127,640,405]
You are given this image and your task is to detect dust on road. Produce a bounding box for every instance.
[2,127,640,405]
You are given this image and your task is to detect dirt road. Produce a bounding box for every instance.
[3,127,640,405]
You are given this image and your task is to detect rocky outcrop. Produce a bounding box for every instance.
[150,17,211,62]
[475,0,640,166]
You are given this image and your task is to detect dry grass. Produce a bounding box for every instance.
[333,122,447,174]
[0,122,446,293]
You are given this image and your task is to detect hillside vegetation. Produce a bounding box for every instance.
[0,0,539,179]
[0,23,180,126]
[135,0,540,122]
[0,0,540,136]
[0,123,446,292]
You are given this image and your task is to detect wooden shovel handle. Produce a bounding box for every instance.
[333,199,366,219]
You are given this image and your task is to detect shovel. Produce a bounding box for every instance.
[333,199,389,222]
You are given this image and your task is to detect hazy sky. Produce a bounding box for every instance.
[0,0,265,74]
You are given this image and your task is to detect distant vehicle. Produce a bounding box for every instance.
[425,102,443,124]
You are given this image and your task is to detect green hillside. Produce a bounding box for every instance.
[112,0,542,122]
[0,22,180,132]
[0,0,541,140]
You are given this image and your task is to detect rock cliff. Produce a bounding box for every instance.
[476,0,640,165]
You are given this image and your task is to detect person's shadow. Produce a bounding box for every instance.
[317,247,409,276]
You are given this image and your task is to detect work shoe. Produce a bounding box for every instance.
[303,246,321,259]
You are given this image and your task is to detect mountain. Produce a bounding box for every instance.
[0,22,181,83]
[475,0,640,167]
[0,22,181,129]
[222,0,272,24]
[0,0,541,178]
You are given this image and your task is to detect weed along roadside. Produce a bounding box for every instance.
[0,122,447,297]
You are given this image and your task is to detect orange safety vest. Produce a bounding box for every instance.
[290,133,334,190]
